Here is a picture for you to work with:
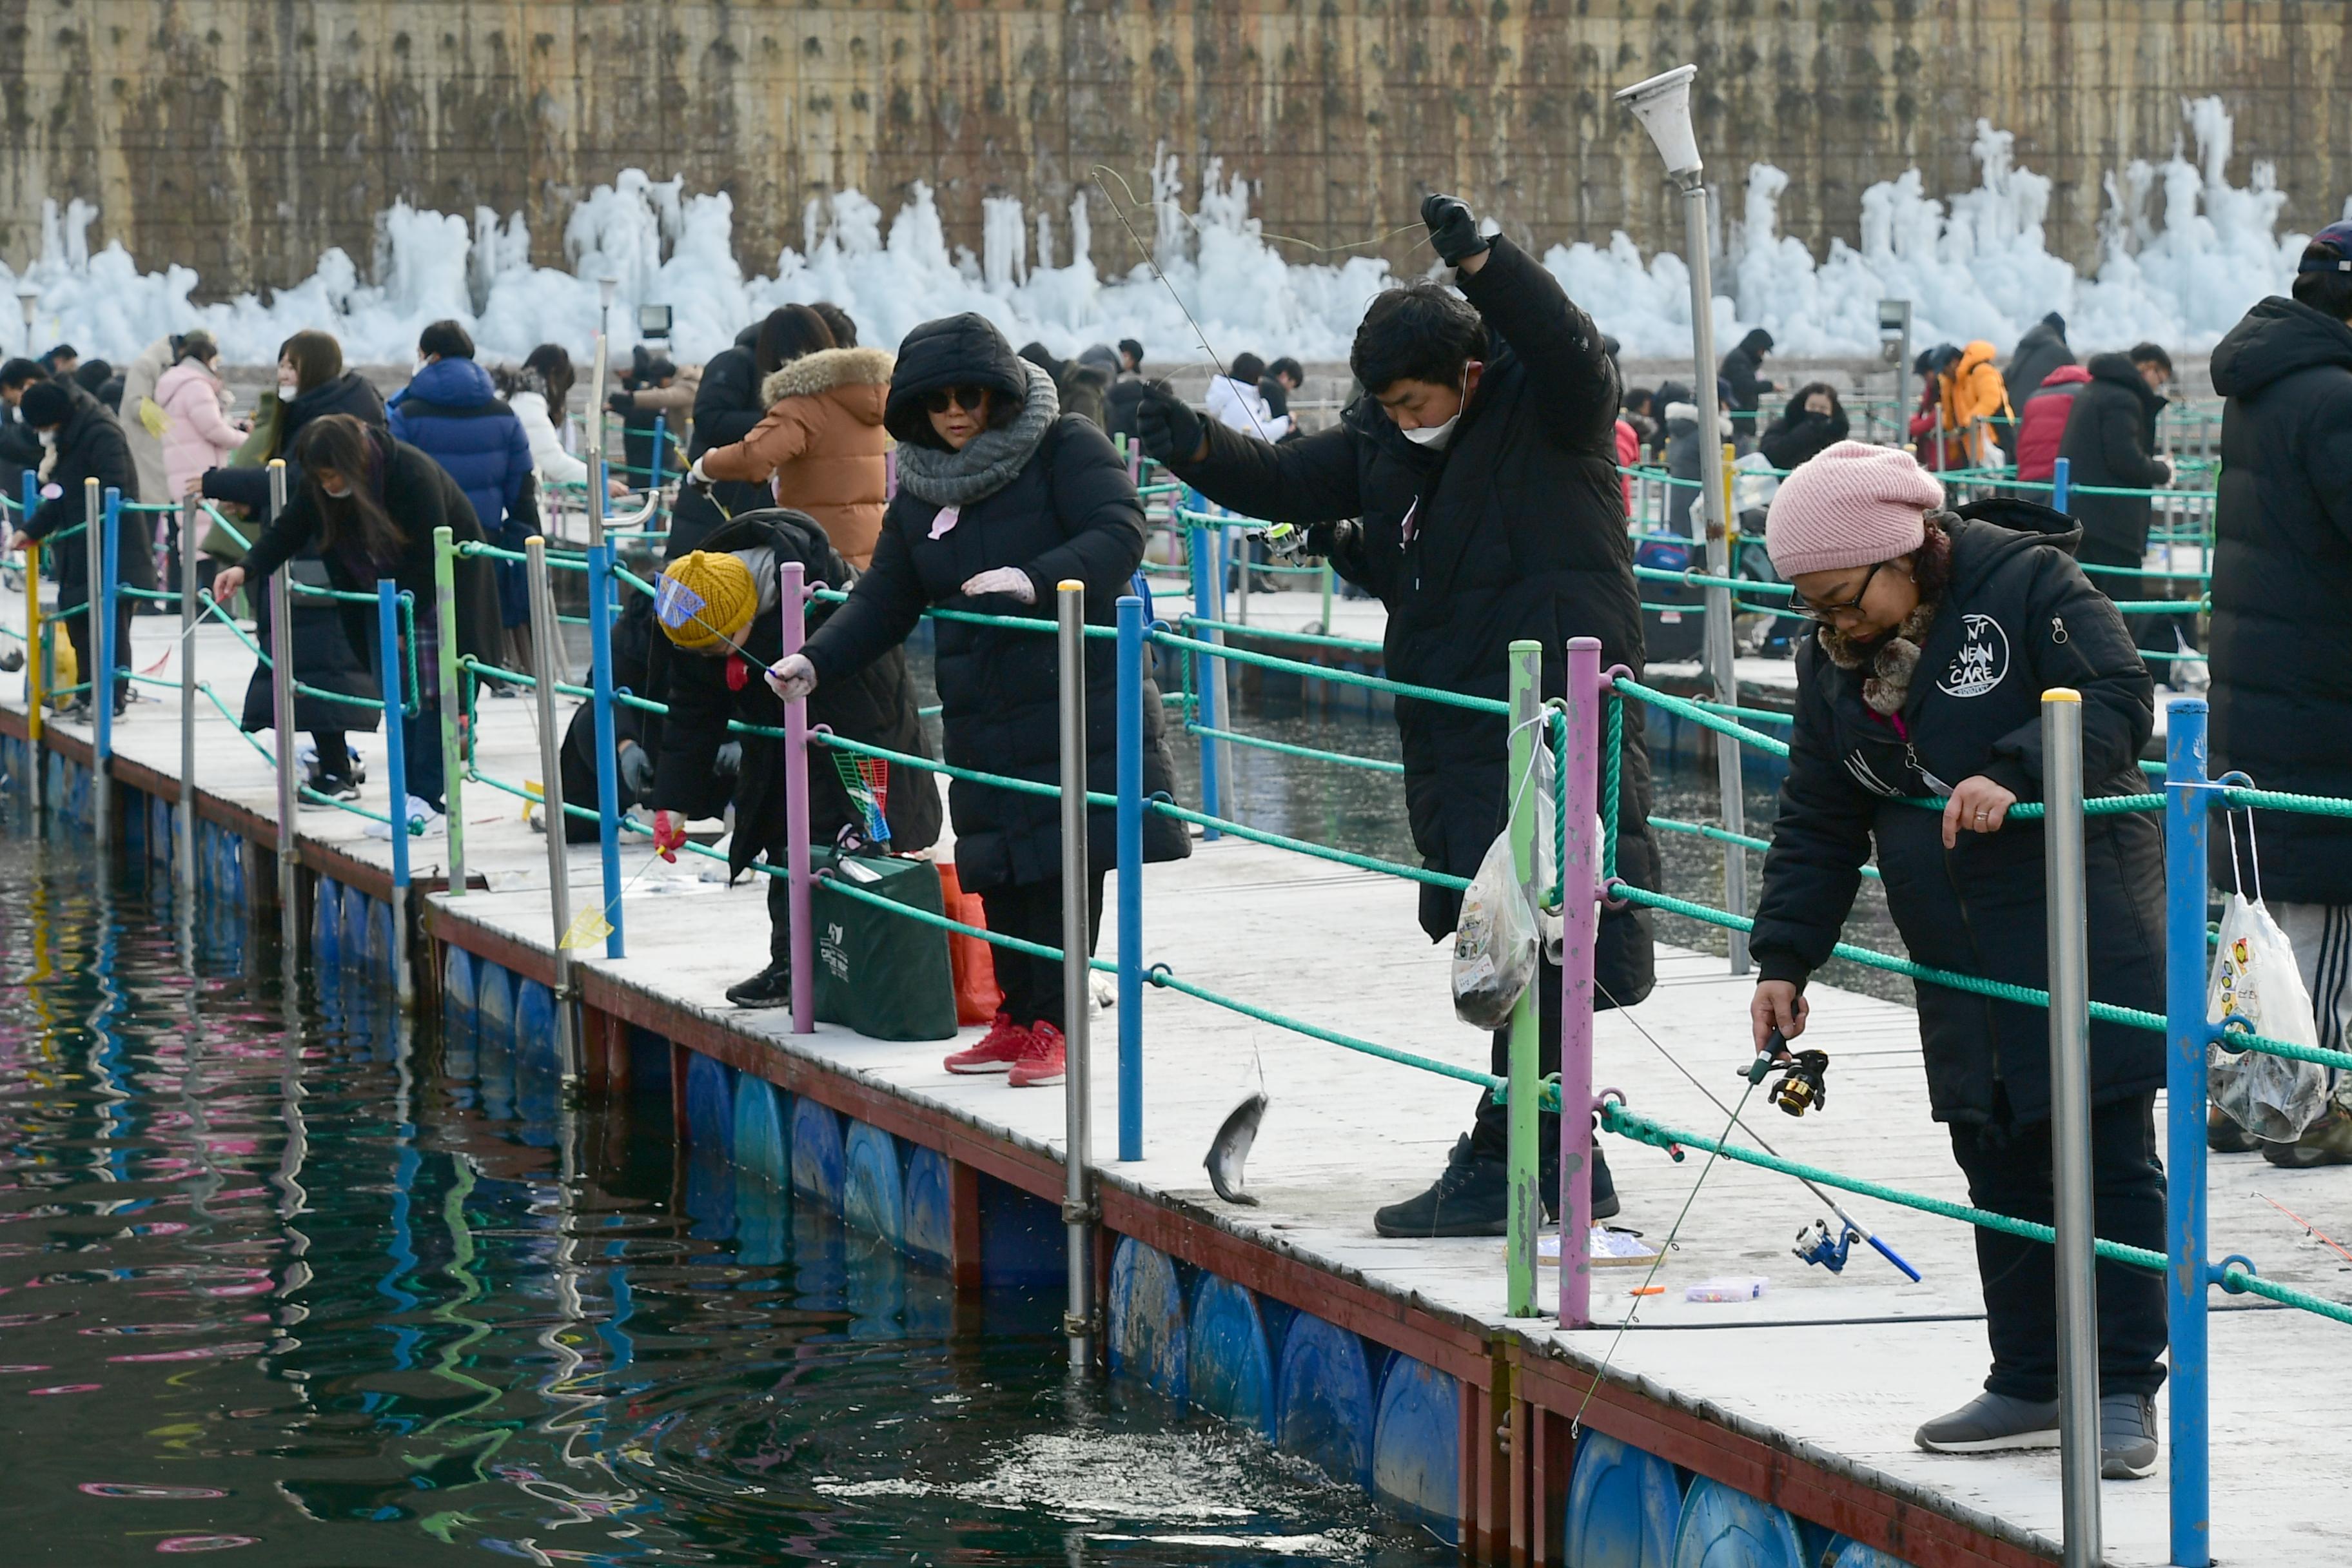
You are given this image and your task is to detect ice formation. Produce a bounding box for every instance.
[0,99,2332,368]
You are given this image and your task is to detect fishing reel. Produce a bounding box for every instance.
[1794,1218,1859,1273]
[1740,1030,1830,1117]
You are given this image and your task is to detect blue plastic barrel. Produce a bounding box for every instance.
[1669,1476,1806,1568]
[1106,1236,1188,1402]
[1565,1430,1683,1567]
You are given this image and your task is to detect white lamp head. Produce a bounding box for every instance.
[597,276,619,310]
[1616,64,1703,180]
[15,285,37,323]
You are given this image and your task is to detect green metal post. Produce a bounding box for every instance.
[1505,639,1542,1315]
[1319,560,1334,639]
[434,526,466,894]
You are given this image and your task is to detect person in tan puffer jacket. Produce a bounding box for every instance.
[689,344,894,566]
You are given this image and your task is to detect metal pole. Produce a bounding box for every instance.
[2164,697,2213,1568]
[648,413,666,495]
[1185,516,1222,836]
[84,480,111,844]
[780,560,815,1035]
[585,540,625,957]
[433,526,466,896]
[377,582,413,1010]
[23,522,42,816]
[266,462,299,950]
[1681,175,1749,973]
[2042,689,2101,1568]
[1057,579,1095,1369]
[2052,455,2072,515]
[1504,640,1542,1317]
[1557,637,1603,1328]
[176,495,199,906]
[1230,521,1250,626]
[1115,594,1144,1162]
[525,537,580,1088]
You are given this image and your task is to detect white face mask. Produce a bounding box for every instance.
[36,429,55,449]
[1398,364,1475,450]
[277,377,299,399]
[320,480,352,500]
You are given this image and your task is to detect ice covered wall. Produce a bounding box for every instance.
[1,101,2328,369]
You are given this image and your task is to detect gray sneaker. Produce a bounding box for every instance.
[1915,1391,2061,1453]
[2101,1392,2159,1480]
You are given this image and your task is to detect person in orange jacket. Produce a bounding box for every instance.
[1938,340,2014,468]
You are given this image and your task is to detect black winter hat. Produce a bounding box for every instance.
[884,313,1029,446]
[2043,311,2066,334]
[19,379,71,428]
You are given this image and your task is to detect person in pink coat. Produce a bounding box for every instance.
[154,329,244,499]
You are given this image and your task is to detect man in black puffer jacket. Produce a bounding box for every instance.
[1719,327,1775,446]
[1139,193,1658,1238]
[2205,223,2352,1166]
[2058,346,2182,652]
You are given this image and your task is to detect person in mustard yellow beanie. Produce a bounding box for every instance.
[643,507,940,1008]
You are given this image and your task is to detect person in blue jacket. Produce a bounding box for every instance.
[388,320,541,674]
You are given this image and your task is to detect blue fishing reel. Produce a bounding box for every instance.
[1794,1218,1859,1273]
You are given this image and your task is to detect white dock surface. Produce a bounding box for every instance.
[14,596,2351,1567]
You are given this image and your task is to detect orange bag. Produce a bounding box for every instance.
[938,863,1003,1025]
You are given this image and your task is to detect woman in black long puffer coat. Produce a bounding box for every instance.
[774,313,1189,1088]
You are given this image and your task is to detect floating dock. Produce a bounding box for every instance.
[6,596,2348,1568]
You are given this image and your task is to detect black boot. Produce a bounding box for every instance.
[1537,1144,1623,1225]
[1373,1136,1511,1237]
[725,964,792,1009]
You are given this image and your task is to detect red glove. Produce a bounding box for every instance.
[652,809,687,863]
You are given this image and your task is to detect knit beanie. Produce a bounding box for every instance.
[655,550,757,652]
[19,380,70,430]
[1764,441,1944,578]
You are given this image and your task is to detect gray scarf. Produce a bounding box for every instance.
[892,362,1059,507]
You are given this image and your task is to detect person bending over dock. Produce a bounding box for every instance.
[1136,193,1659,1239]
[767,313,1190,1088]
[1747,442,2168,1479]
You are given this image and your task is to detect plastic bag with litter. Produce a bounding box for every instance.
[1453,718,1569,1029]
[2207,892,2329,1142]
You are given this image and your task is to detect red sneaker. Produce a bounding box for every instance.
[1008,1022,1066,1088]
[945,1012,1030,1074]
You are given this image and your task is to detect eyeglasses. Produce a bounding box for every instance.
[1789,559,1886,622]
[922,386,988,415]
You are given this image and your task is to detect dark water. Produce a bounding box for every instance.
[0,828,1454,1567]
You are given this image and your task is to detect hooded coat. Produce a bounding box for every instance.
[2205,295,2352,903]
[670,322,770,556]
[1663,399,1729,534]
[2003,317,2075,423]
[1937,342,2014,466]
[20,384,152,606]
[2012,364,2091,484]
[1758,392,1850,472]
[696,346,894,566]
[801,313,1190,892]
[119,336,175,505]
[2057,353,2170,562]
[1718,328,1776,435]
[1751,502,2164,1127]
[1159,235,1658,999]
[389,357,540,629]
[202,371,387,514]
[650,508,943,876]
[155,359,244,499]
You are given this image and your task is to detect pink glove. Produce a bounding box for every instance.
[652,809,688,863]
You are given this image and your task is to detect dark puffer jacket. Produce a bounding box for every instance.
[670,321,772,556]
[387,358,536,539]
[1758,393,1850,472]
[2057,353,2169,562]
[1751,503,2165,1128]
[202,371,387,514]
[20,383,151,605]
[1719,328,1775,437]
[2206,295,2352,903]
[1161,236,1657,1003]
[2002,317,2075,428]
[801,314,1190,891]
[651,509,943,876]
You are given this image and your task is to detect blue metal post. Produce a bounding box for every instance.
[586,541,626,957]
[2163,696,2211,1568]
[1115,595,1145,1161]
[377,582,414,1006]
[649,414,666,495]
[95,485,119,762]
[24,471,44,716]
[2052,455,2072,514]
[1185,514,1222,836]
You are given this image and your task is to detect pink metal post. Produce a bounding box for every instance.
[781,560,816,1034]
[1558,637,1604,1327]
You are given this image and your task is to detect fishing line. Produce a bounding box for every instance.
[1088,162,1426,263]
[1089,168,1273,442]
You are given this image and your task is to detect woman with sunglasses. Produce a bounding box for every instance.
[1746,441,2169,1478]
[767,313,1190,1088]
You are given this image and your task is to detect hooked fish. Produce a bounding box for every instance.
[1204,1092,1268,1206]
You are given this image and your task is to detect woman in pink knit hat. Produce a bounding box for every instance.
[1745,440,2171,1478]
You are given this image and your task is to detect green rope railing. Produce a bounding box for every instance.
[1185,721,1403,774]
[1153,629,1508,716]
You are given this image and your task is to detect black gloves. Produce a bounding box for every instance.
[1422,193,1489,268]
[606,390,634,417]
[1135,384,1205,464]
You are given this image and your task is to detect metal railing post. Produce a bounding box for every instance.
[2041,690,2101,1568]
[23,483,43,814]
[176,495,199,905]
[1056,579,1095,1369]
[266,462,299,949]
[2164,697,2213,1567]
[377,582,413,1010]
[780,559,815,1035]
[1185,516,1222,836]
[84,480,111,843]
[2051,455,2072,515]
[1557,636,1605,1328]
[648,413,666,494]
[1504,640,1542,1317]
[585,539,625,959]
[433,527,466,894]
[1115,594,1144,1162]
[1683,180,1748,974]
[525,536,580,1087]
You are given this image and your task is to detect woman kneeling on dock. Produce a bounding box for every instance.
[767,313,1189,1088]
[1747,442,2168,1480]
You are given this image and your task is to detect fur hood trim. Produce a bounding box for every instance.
[761,346,895,406]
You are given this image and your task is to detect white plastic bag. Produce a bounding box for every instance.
[1732,451,1779,515]
[2207,892,2329,1142]
[1455,828,1540,1031]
